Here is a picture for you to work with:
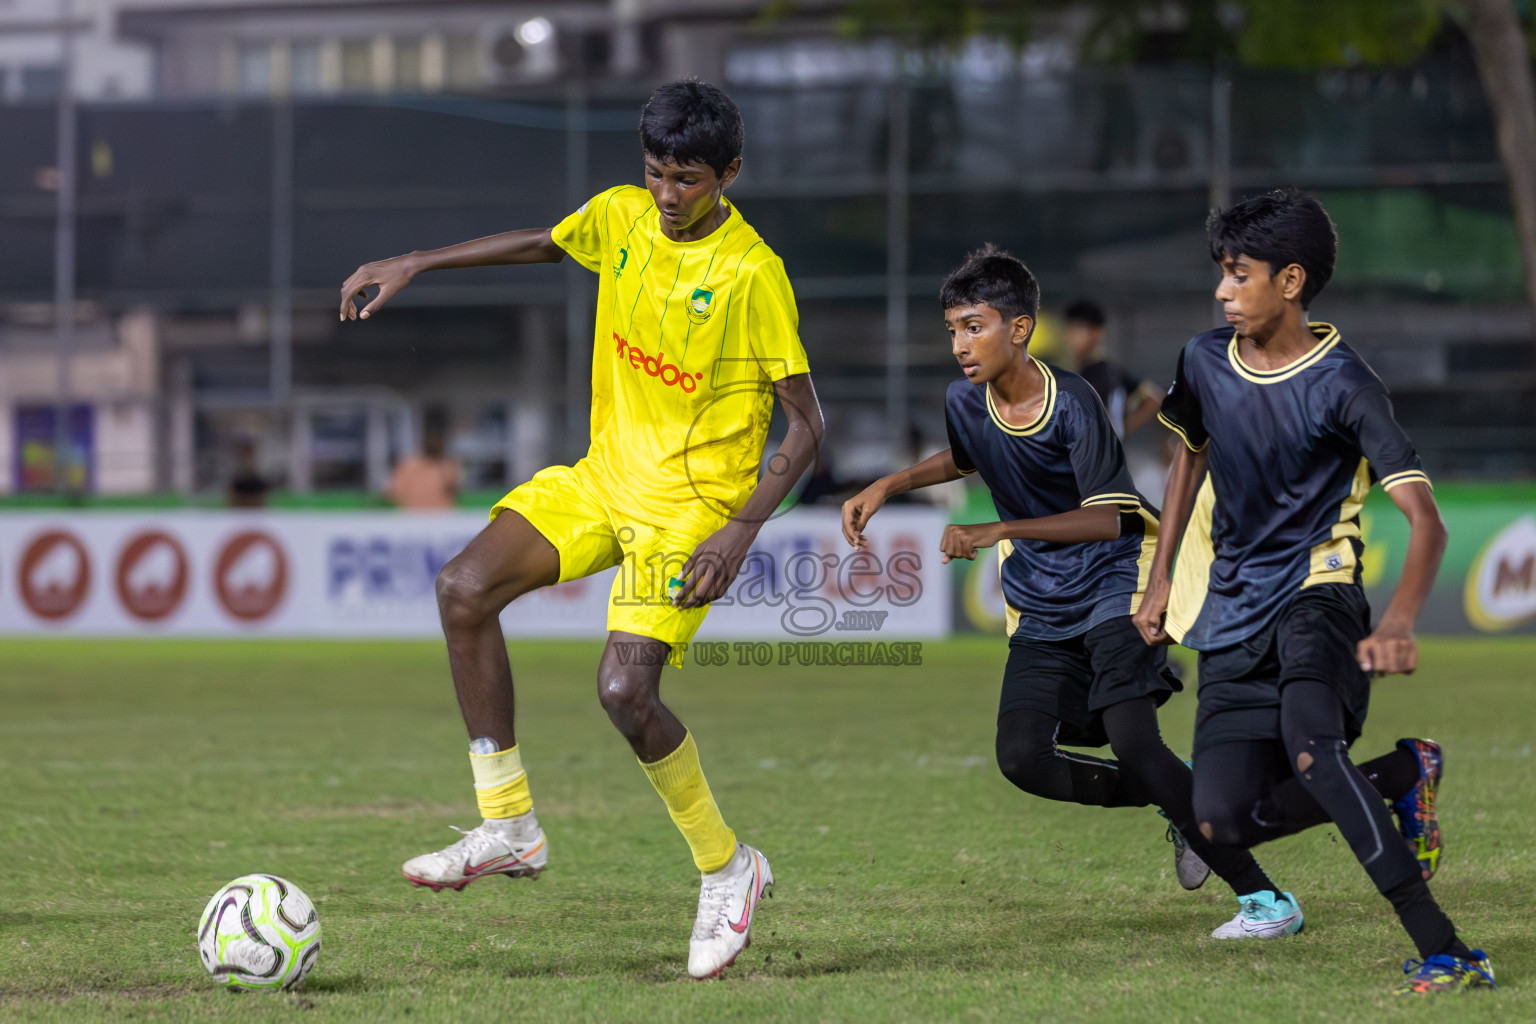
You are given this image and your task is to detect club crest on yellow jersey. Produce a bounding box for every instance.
[687,287,714,324]
[613,247,628,278]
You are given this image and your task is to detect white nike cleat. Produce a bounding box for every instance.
[1211,890,1304,939]
[401,816,547,892]
[687,843,773,980]
[1158,810,1211,890]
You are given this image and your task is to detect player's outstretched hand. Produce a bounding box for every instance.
[841,486,887,548]
[674,520,757,609]
[939,523,999,564]
[1132,576,1175,646]
[339,254,420,321]
[1357,621,1418,676]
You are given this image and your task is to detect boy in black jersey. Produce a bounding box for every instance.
[1134,189,1493,994]
[844,245,1302,940]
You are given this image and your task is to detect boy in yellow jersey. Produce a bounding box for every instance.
[338,80,823,979]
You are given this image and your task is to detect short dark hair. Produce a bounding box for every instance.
[1207,188,1338,307]
[638,79,744,177]
[940,244,1040,327]
[1063,299,1105,327]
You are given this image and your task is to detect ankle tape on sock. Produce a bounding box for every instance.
[470,745,526,790]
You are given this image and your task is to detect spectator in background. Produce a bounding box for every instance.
[387,423,460,510]
[1064,299,1163,438]
[226,436,271,508]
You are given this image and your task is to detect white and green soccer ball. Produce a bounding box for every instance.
[197,874,321,990]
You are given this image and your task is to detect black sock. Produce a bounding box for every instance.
[1385,877,1471,960]
[1360,746,1421,802]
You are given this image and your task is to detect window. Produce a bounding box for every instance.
[445,35,480,90]
[340,39,371,91]
[237,43,271,96]
[395,37,422,92]
[291,41,322,94]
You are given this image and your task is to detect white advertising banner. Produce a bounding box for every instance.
[0,507,950,640]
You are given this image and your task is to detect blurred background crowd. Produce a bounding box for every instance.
[1,0,1532,512]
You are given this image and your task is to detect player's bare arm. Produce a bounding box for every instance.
[1357,481,1446,676]
[339,227,565,321]
[1132,442,1207,646]
[1123,382,1164,434]
[939,504,1121,564]
[841,449,964,548]
[674,372,824,608]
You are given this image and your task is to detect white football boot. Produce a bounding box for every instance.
[1211,890,1304,939]
[688,843,773,979]
[1159,813,1212,890]
[402,815,547,892]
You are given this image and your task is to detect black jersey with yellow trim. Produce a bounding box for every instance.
[945,363,1159,642]
[1159,323,1429,651]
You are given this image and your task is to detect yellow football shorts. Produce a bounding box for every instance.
[491,464,712,666]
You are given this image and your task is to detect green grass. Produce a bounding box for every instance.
[0,637,1531,1023]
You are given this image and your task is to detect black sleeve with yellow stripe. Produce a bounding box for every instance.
[1058,373,1147,514]
[1339,383,1432,493]
[1157,345,1208,453]
[945,405,978,477]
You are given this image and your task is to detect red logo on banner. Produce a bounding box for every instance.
[214,531,288,621]
[19,530,91,620]
[116,531,189,621]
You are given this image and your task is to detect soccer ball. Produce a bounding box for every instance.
[197,874,321,990]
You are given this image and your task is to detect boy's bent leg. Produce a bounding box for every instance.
[1192,737,1290,847]
[1101,699,1279,900]
[597,631,770,979]
[1197,743,1421,847]
[995,708,1144,806]
[403,510,561,891]
[1279,680,1471,961]
[436,509,561,747]
[597,631,735,871]
[1241,733,1419,827]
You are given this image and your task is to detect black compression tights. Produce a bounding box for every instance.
[996,698,1276,898]
[1193,679,1466,960]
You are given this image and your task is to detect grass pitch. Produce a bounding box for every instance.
[0,636,1531,1023]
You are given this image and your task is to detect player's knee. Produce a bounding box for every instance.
[1197,810,1245,847]
[1281,732,1338,783]
[435,560,493,630]
[596,669,652,728]
[1192,794,1244,846]
[994,730,1052,795]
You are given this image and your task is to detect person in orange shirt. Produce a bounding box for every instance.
[386,429,460,510]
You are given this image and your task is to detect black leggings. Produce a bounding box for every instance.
[996,697,1275,898]
[1193,679,1463,958]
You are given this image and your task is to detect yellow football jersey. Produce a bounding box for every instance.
[551,185,811,534]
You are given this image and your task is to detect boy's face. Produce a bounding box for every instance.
[945,303,1033,385]
[643,153,742,234]
[1065,320,1104,365]
[1214,252,1306,338]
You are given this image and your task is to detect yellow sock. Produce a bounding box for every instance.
[639,731,737,873]
[470,744,533,819]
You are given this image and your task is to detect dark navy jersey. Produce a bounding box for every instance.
[1159,323,1429,650]
[945,361,1160,642]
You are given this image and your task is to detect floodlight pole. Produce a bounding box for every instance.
[52,0,77,494]
[885,78,911,450]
